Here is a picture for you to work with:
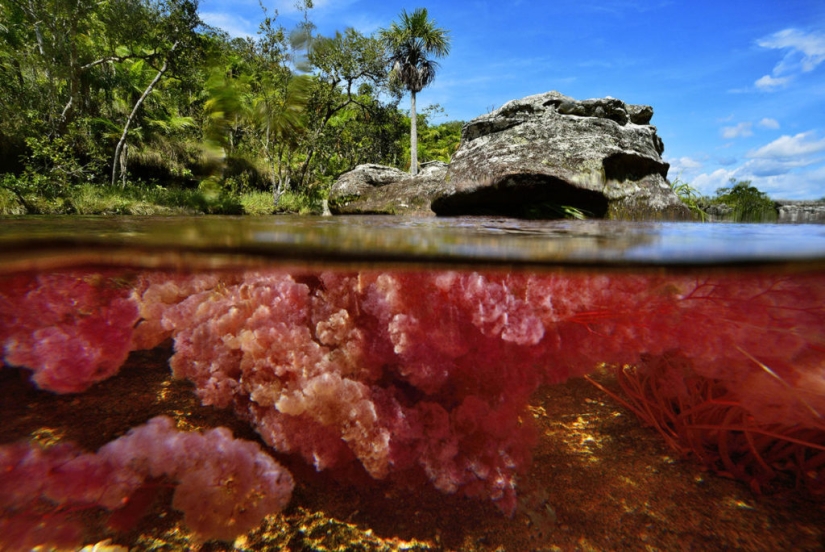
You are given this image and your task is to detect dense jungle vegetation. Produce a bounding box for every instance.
[0,0,461,214]
[0,0,780,220]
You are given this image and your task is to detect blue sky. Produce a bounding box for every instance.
[199,0,825,199]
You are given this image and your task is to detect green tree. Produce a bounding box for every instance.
[379,8,449,176]
[713,179,777,222]
[299,28,391,185]
[110,0,202,186]
[0,0,202,189]
[202,4,311,202]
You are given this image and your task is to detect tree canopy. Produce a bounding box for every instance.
[1,0,461,214]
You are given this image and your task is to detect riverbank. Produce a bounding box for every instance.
[0,183,326,216]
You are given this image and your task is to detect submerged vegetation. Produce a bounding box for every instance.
[0,0,461,215]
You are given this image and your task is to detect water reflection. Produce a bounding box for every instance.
[1,216,825,272]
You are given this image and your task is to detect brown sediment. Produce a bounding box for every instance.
[1,353,824,551]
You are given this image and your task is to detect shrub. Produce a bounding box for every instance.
[713,179,777,223]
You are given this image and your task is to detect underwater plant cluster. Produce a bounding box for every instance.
[1,267,823,548]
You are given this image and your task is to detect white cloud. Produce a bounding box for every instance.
[691,168,738,196]
[730,132,825,180]
[758,28,825,73]
[271,0,361,19]
[745,165,825,200]
[754,28,825,90]
[200,12,255,38]
[721,122,753,139]
[676,156,702,170]
[754,74,791,90]
[758,118,780,129]
[665,156,704,182]
[688,162,825,199]
[748,132,825,159]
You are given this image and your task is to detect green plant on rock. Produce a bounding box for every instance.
[670,177,708,221]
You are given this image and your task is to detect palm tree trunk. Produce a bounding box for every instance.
[410,90,418,176]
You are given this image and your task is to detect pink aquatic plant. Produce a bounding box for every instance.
[2,266,824,544]
[0,416,293,550]
[156,271,555,514]
[0,272,138,393]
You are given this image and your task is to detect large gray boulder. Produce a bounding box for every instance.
[329,162,448,215]
[432,91,691,220]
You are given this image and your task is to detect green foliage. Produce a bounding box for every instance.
[667,178,777,223]
[240,191,275,215]
[524,202,589,220]
[712,179,777,223]
[0,1,428,214]
[407,106,462,164]
[0,186,25,215]
[670,178,708,221]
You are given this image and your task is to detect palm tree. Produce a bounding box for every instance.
[379,8,450,176]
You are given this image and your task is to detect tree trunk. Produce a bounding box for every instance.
[273,174,289,206]
[111,42,178,188]
[410,90,418,176]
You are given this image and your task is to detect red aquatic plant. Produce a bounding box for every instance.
[0,272,139,393]
[2,266,824,539]
[0,416,294,550]
[587,348,825,494]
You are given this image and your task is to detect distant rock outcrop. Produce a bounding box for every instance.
[329,91,691,219]
[776,200,825,223]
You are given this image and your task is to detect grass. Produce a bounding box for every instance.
[240,191,276,215]
[0,177,333,216]
[0,179,251,215]
[274,190,327,215]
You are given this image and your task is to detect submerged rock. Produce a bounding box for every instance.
[434,91,690,220]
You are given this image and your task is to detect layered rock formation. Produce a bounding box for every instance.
[329,91,691,220]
